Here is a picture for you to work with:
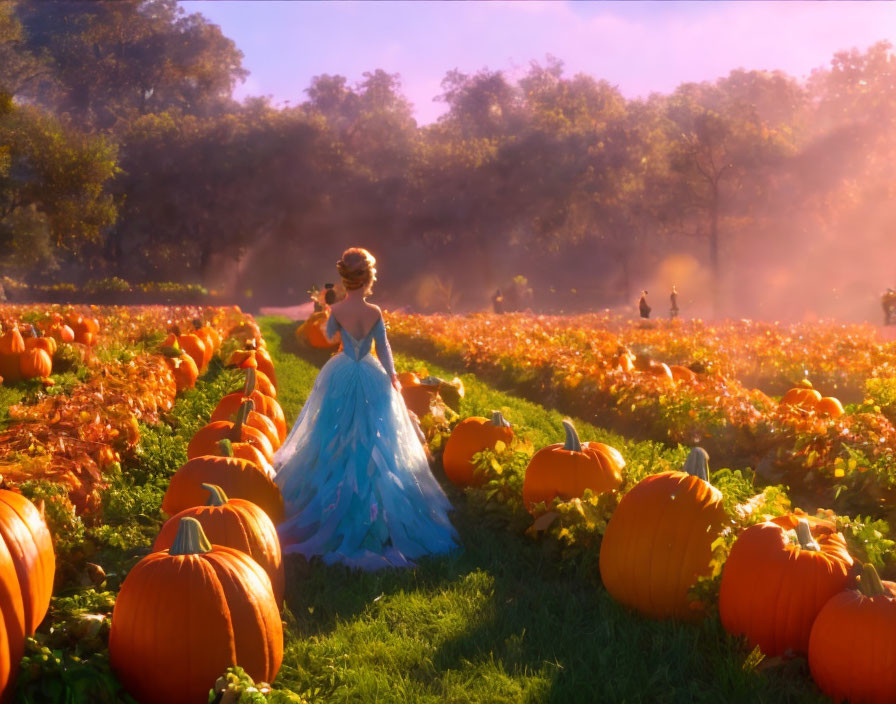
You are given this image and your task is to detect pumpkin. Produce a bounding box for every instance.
[67,314,98,346]
[0,490,55,635]
[252,370,277,399]
[443,412,514,488]
[669,365,697,383]
[0,533,26,702]
[212,370,287,443]
[163,349,199,392]
[228,321,264,348]
[0,327,25,383]
[521,420,623,513]
[401,382,440,418]
[162,455,284,523]
[110,518,282,704]
[251,348,277,389]
[191,319,216,367]
[228,349,257,370]
[18,348,52,380]
[239,400,281,451]
[163,330,206,372]
[719,515,853,656]
[215,438,275,480]
[153,484,284,604]
[298,311,338,349]
[187,401,275,462]
[47,323,75,344]
[816,396,844,419]
[23,326,56,357]
[808,563,896,704]
[780,380,822,409]
[598,447,728,621]
[397,371,421,387]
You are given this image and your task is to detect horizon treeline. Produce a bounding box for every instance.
[1,0,894,319]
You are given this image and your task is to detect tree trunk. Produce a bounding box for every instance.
[709,190,720,318]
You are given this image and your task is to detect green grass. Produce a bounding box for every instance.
[257,316,828,704]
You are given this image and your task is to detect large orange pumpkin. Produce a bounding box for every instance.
[0,533,26,702]
[19,348,52,380]
[598,447,728,621]
[110,518,282,704]
[163,350,199,392]
[401,382,440,419]
[163,331,206,372]
[214,438,275,480]
[719,515,853,656]
[187,401,275,462]
[808,563,896,704]
[780,380,822,410]
[47,323,75,344]
[521,420,624,513]
[153,484,284,605]
[0,490,55,635]
[298,311,338,349]
[443,412,514,488]
[211,370,287,443]
[162,455,284,524]
[23,326,56,357]
[0,327,25,382]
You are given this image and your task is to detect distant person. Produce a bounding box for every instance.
[670,286,680,318]
[884,288,896,325]
[323,283,337,307]
[492,288,505,314]
[638,290,651,319]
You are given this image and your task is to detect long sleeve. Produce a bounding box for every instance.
[325,313,339,342]
[373,316,396,378]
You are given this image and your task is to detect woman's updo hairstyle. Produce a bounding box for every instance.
[337,248,377,292]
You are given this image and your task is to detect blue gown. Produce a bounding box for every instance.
[274,314,459,570]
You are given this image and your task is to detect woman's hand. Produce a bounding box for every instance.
[391,374,402,393]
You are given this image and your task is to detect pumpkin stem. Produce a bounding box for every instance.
[201,483,229,506]
[217,438,234,457]
[491,411,511,428]
[230,398,254,441]
[562,420,582,452]
[244,368,257,396]
[168,517,212,556]
[795,519,820,551]
[858,562,888,598]
[683,447,709,481]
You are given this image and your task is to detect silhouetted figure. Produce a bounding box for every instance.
[884,288,896,325]
[638,290,651,319]
[492,289,505,314]
[670,286,680,318]
[324,283,336,306]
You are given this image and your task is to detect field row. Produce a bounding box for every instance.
[386,313,896,522]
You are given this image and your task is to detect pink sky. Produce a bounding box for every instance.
[181,1,896,123]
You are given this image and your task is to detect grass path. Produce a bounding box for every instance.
[258,316,827,704]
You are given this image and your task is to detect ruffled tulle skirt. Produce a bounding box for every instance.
[273,353,459,570]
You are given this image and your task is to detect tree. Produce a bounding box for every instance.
[659,73,800,314]
[0,97,118,276]
[16,0,246,131]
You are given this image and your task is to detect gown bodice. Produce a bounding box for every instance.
[327,314,395,377]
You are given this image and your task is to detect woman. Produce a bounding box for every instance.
[274,248,459,569]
